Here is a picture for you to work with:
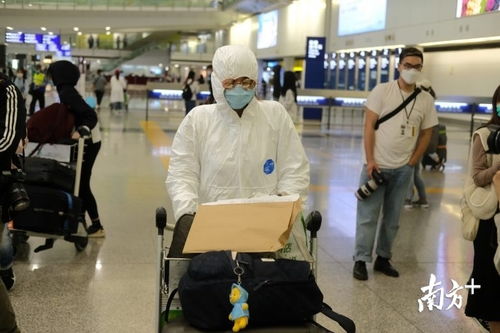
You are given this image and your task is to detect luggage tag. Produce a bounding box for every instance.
[229,254,250,332]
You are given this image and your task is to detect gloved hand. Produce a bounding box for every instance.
[167,213,196,258]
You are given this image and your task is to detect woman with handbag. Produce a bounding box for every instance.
[464,84,500,333]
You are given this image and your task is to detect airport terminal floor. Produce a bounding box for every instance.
[8,97,480,333]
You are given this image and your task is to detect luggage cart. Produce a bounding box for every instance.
[154,208,356,333]
[10,128,91,253]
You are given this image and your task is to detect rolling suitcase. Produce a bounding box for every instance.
[13,184,81,235]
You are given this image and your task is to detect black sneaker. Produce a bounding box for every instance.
[0,267,16,291]
[87,224,105,238]
[353,261,368,280]
[374,256,399,277]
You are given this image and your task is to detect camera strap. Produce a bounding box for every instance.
[374,87,421,130]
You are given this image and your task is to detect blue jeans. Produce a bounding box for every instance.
[406,162,427,202]
[0,224,13,270]
[354,164,414,262]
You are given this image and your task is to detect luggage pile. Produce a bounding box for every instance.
[11,103,89,252]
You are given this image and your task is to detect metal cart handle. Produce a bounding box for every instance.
[155,206,167,333]
[156,207,167,236]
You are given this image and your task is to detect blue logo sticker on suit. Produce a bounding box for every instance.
[263,159,275,175]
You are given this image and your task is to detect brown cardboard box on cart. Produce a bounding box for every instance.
[182,195,302,254]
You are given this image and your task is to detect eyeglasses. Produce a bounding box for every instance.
[401,62,423,71]
[222,77,256,90]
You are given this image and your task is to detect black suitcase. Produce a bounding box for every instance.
[24,157,75,193]
[13,184,82,235]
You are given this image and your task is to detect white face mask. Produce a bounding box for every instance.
[400,69,421,85]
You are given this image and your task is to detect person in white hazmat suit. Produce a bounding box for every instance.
[166,45,311,260]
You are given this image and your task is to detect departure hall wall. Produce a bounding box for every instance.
[229,0,500,98]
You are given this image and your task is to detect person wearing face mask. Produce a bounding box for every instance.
[13,69,26,101]
[166,45,310,260]
[352,47,438,281]
[462,84,500,333]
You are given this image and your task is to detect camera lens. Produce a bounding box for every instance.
[10,183,30,212]
[355,179,379,200]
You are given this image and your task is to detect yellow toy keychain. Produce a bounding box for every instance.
[228,258,249,332]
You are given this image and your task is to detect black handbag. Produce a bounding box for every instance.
[177,251,324,330]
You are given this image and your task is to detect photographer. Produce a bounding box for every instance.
[0,71,24,332]
[352,48,438,281]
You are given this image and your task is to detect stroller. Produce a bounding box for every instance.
[422,124,447,171]
[154,207,356,333]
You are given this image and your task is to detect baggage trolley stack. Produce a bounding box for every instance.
[10,127,91,253]
[154,207,356,333]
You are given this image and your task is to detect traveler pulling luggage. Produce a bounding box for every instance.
[154,208,356,333]
[10,126,90,252]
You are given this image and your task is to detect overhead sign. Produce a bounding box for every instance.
[457,0,500,17]
[257,10,278,49]
[4,32,69,56]
[306,37,325,60]
[338,0,387,36]
[304,37,327,120]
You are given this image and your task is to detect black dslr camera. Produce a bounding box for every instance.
[1,169,30,212]
[355,170,386,200]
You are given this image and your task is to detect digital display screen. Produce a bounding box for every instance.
[338,0,387,36]
[5,32,24,44]
[24,33,41,44]
[457,0,500,17]
[257,10,278,49]
[5,32,67,54]
[35,43,48,52]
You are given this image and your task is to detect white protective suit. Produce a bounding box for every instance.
[166,45,311,260]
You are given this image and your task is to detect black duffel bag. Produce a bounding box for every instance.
[177,251,324,331]
[24,157,75,193]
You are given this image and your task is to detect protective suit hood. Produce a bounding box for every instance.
[212,45,258,107]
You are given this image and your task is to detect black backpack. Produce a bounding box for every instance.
[181,83,193,101]
[177,251,324,330]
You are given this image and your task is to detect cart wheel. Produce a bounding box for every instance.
[74,237,88,251]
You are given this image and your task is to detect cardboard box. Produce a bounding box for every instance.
[183,195,302,253]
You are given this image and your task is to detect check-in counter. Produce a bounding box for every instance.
[297,89,368,129]
[433,96,492,136]
[145,82,211,120]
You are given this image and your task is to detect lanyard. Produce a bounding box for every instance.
[398,86,417,123]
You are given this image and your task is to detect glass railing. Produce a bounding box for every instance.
[1,0,222,10]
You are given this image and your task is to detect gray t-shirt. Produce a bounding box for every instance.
[93,75,107,91]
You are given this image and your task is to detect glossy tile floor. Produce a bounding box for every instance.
[8,98,481,332]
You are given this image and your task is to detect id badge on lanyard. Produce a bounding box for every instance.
[400,121,417,137]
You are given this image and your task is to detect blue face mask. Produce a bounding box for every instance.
[497,105,500,117]
[224,85,255,110]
